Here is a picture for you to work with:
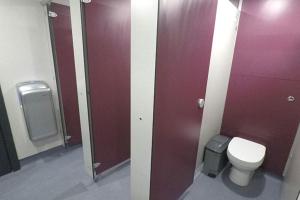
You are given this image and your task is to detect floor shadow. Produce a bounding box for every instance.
[20,144,82,166]
[53,182,88,200]
[95,161,130,187]
[221,165,266,198]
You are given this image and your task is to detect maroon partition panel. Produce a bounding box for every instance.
[84,0,130,174]
[150,0,218,199]
[51,3,82,145]
[222,0,300,175]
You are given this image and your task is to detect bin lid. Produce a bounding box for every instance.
[206,135,230,153]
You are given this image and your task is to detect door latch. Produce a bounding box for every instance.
[198,98,205,109]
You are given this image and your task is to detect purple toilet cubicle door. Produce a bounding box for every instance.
[150,0,218,199]
[51,3,82,145]
[83,0,130,174]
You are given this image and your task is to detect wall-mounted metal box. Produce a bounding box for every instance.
[17,81,58,141]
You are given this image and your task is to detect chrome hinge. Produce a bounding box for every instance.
[287,96,296,102]
[48,11,57,18]
[93,162,101,169]
[65,135,72,141]
[81,0,91,3]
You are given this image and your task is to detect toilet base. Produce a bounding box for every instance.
[229,166,254,186]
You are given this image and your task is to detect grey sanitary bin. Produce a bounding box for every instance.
[17,81,58,141]
[202,135,230,177]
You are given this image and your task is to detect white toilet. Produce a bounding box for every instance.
[227,137,266,186]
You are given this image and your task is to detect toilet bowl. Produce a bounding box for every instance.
[227,137,266,186]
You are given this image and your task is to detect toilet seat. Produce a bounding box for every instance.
[228,137,266,169]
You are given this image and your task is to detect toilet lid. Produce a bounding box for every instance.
[228,137,266,163]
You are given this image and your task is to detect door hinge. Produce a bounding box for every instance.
[81,0,91,3]
[65,135,72,142]
[93,162,101,169]
[48,11,57,18]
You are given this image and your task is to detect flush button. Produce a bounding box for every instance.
[287,96,295,102]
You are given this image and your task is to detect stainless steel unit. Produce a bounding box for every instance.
[17,81,58,141]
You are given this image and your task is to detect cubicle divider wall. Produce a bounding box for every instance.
[81,0,131,175]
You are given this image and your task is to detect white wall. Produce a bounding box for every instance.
[69,0,94,177]
[280,124,300,200]
[195,0,242,172]
[0,0,64,159]
[131,0,159,199]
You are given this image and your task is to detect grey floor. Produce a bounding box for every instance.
[0,146,282,200]
[183,166,282,200]
[0,145,130,200]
